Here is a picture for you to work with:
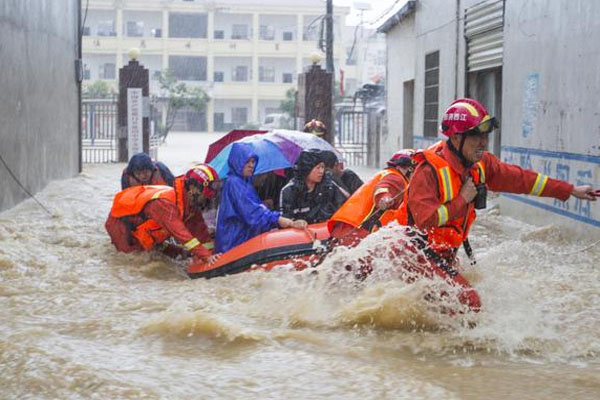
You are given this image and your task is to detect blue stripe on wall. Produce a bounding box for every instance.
[501,194,600,228]
[501,146,600,164]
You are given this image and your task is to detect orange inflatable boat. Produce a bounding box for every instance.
[187,222,331,279]
[186,222,481,312]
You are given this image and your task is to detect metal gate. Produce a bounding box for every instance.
[82,99,118,163]
[336,110,370,166]
[82,98,162,163]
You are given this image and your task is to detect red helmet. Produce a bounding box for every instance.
[387,149,416,168]
[303,119,326,136]
[185,164,219,198]
[439,98,499,137]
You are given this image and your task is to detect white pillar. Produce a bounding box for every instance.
[162,9,169,70]
[296,14,303,76]
[116,8,123,69]
[251,12,259,123]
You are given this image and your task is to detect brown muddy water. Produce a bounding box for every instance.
[0,133,599,399]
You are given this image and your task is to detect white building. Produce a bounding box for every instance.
[378,0,600,235]
[82,0,349,132]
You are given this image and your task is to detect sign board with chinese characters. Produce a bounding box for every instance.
[127,88,143,157]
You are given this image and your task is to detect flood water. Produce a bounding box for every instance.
[1,132,599,399]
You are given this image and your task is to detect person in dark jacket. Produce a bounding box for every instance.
[121,152,175,189]
[279,149,347,224]
[215,142,307,254]
[253,170,289,210]
[321,150,364,197]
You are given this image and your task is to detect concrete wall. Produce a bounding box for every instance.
[0,0,80,212]
[498,0,600,234]
[383,13,416,166]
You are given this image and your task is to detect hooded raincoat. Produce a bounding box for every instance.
[215,142,282,253]
[121,152,175,189]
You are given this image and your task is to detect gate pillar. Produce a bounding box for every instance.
[118,48,149,162]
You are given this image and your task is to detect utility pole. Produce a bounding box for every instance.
[326,0,334,73]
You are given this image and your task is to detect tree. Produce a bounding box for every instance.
[82,80,115,99]
[156,69,209,141]
[279,88,296,118]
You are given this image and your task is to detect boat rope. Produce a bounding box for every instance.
[0,151,54,216]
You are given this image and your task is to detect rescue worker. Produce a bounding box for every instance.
[279,149,347,224]
[215,142,307,254]
[321,150,364,197]
[395,98,596,310]
[303,119,327,137]
[105,164,220,264]
[328,149,416,247]
[121,152,175,190]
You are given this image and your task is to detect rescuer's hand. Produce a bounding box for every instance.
[571,185,597,201]
[377,195,395,210]
[207,253,221,265]
[460,177,478,203]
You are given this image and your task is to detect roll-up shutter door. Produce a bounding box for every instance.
[465,0,504,71]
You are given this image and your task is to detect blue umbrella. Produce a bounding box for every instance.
[208,135,293,177]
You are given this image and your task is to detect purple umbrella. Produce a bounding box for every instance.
[266,129,344,163]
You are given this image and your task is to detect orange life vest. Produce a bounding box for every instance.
[110,180,185,250]
[395,148,485,253]
[328,168,408,233]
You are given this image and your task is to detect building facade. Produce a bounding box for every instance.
[378,0,600,235]
[82,0,349,132]
[0,0,80,212]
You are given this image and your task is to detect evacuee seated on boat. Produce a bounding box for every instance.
[106,164,221,264]
[320,150,364,198]
[279,149,347,224]
[215,142,307,254]
[121,152,175,190]
[252,170,290,210]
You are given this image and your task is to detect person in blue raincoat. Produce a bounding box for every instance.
[215,142,308,253]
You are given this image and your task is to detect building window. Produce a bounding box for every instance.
[169,13,207,38]
[232,108,248,125]
[303,25,318,41]
[127,21,144,37]
[82,26,90,36]
[232,66,248,82]
[169,56,207,81]
[282,31,293,41]
[232,24,249,40]
[259,66,275,82]
[100,63,116,79]
[151,28,162,38]
[214,30,224,39]
[152,70,162,80]
[282,73,293,83]
[260,25,275,40]
[423,51,439,137]
[83,64,91,80]
[97,20,116,36]
[214,72,224,82]
[214,113,225,131]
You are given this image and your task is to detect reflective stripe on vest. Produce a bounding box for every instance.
[395,148,485,252]
[327,168,407,233]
